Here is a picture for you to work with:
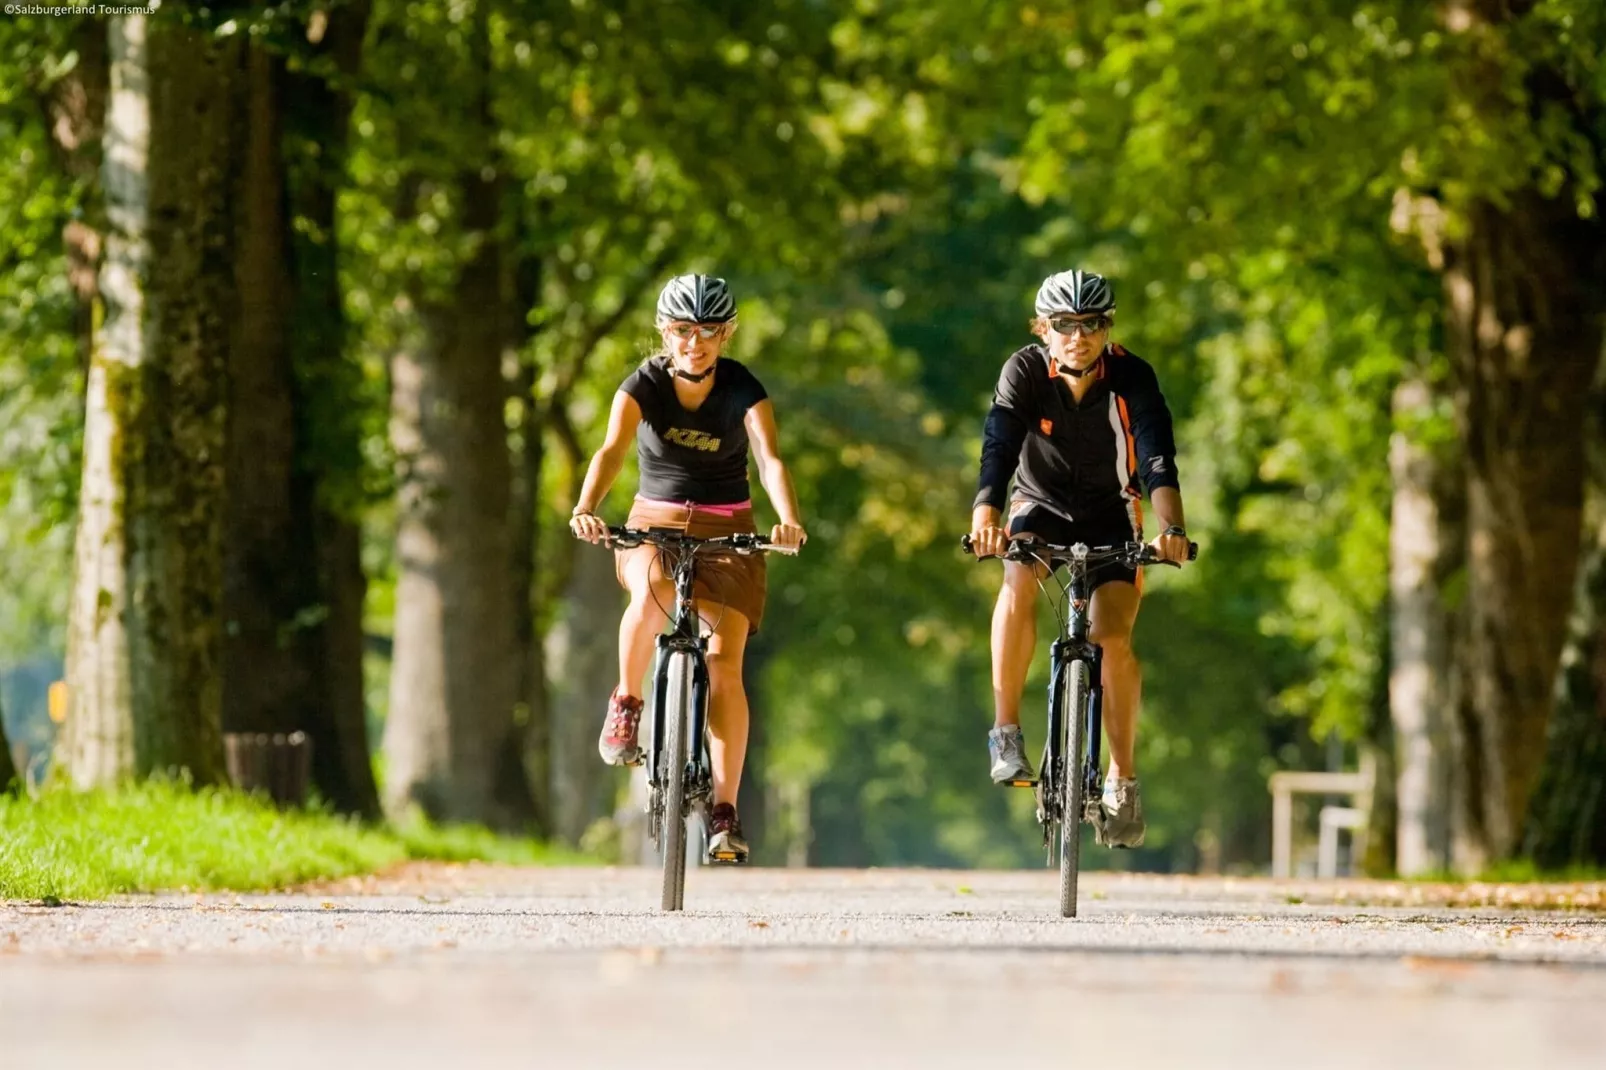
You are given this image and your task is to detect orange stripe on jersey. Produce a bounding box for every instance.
[1115,396,1138,482]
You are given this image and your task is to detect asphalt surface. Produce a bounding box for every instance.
[3,866,1604,1069]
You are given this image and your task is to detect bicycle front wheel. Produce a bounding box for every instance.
[660,650,693,912]
[1059,658,1090,918]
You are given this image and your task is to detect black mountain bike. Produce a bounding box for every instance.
[963,534,1197,917]
[607,526,797,912]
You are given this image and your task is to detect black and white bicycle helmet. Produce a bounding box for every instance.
[655,274,737,324]
[1034,270,1116,317]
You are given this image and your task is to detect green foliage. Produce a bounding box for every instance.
[0,20,86,660]
[3,0,1601,870]
[0,780,573,900]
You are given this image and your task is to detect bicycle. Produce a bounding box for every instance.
[605,525,798,912]
[962,534,1197,917]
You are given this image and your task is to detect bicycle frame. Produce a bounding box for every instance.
[1038,549,1106,845]
[644,539,714,834]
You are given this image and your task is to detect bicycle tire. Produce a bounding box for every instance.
[660,651,693,911]
[1059,659,1089,918]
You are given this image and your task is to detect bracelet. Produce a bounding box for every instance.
[571,507,595,519]
[1163,525,1187,538]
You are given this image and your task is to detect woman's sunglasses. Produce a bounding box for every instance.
[662,322,727,340]
[1048,314,1112,337]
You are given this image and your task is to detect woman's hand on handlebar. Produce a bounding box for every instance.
[770,522,807,551]
[569,510,609,545]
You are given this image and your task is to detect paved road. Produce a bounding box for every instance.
[3,867,1604,1069]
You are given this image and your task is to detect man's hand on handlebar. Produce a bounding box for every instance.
[968,505,1010,559]
[1150,528,1191,565]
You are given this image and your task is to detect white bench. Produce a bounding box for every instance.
[1269,756,1375,878]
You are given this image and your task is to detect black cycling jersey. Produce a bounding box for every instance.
[974,343,1179,529]
[621,355,768,505]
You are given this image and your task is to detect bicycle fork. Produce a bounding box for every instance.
[645,633,713,846]
[1041,641,1106,842]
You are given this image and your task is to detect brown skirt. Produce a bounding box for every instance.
[615,499,768,635]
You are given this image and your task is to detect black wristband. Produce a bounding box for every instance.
[1163,525,1187,538]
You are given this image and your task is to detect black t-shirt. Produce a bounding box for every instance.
[621,356,769,505]
[974,343,1179,522]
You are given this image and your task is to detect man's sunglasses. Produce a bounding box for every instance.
[1048,314,1112,337]
[662,322,728,340]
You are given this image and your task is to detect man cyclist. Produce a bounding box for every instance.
[968,270,1190,848]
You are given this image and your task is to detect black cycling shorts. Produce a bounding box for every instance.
[1005,501,1142,593]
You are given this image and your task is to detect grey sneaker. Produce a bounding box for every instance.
[1096,776,1145,848]
[988,725,1036,785]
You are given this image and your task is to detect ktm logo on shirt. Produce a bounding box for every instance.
[665,428,721,452]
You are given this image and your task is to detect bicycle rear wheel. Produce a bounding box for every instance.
[1059,659,1089,918]
[660,651,693,912]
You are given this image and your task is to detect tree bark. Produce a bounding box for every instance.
[0,688,17,790]
[545,544,624,844]
[1445,193,1606,864]
[217,4,380,818]
[1524,377,1606,867]
[384,220,524,823]
[224,41,306,741]
[383,5,528,826]
[289,1,380,819]
[1389,378,1458,874]
[59,14,239,787]
[507,256,552,835]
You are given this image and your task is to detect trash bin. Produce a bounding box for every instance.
[224,731,312,808]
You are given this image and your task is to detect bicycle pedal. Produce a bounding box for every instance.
[707,851,746,865]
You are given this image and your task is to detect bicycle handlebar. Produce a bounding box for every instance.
[606,526,801,556]
[959,533,1198,567]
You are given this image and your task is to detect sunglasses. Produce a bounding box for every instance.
[662,322,727,340]
[1048,314,1112,337]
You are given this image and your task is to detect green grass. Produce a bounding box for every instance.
[0,781,577,901]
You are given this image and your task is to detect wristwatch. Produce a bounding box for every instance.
[1162,525,1188,538]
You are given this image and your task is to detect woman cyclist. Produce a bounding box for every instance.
[570,274,806,863]
[969,269,1191,849]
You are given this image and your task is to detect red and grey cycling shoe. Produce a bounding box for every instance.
[597,688,644,767]
[706,802,749,864]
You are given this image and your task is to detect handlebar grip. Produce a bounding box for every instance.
[1188,541,1199,561]
[960,534,974,555]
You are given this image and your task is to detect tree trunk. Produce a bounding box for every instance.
[505,238,548,833]
[385,231,523,823]
[0,688,17,790]
[545,544,622,844]
[218,4,380,818]
[59,15,239,787]
[224,41,307,742]
[288,1,380,819]
[1525,377,1606,867]
[1445,193,1606,865]
[1389,378,1457,874]
[382,4,533,828]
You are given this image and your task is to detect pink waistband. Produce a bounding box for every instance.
[636,496,753,518]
